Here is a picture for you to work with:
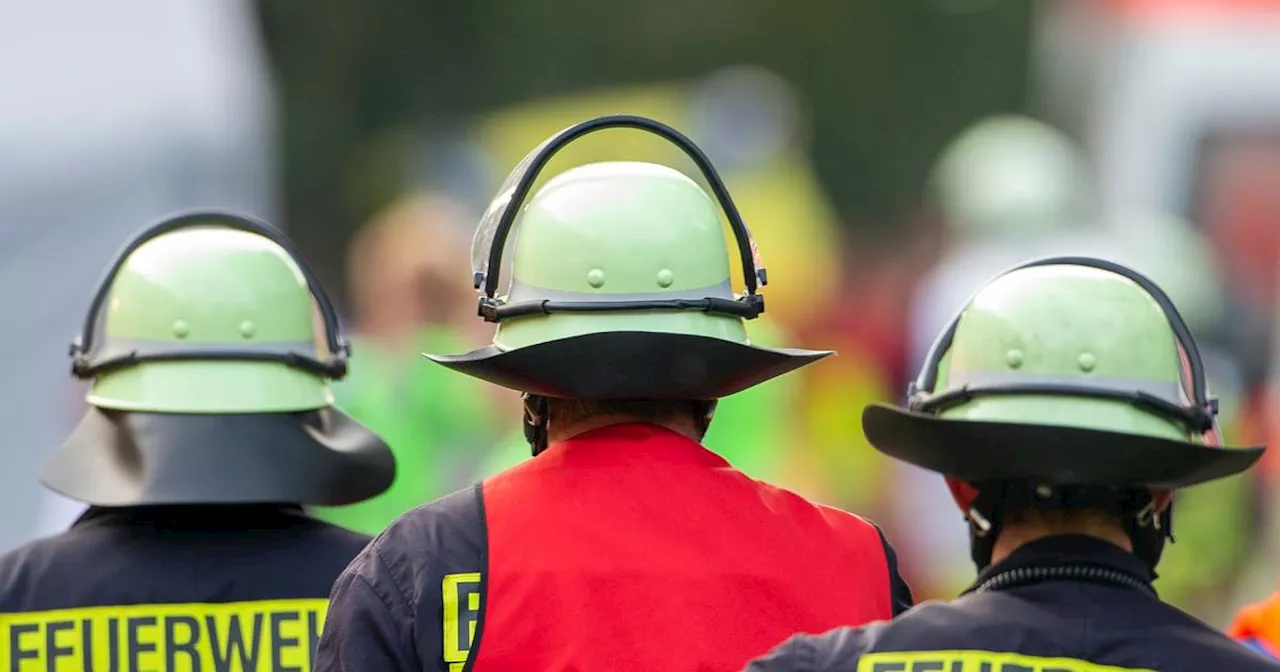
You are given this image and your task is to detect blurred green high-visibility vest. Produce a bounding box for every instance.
[313,326,497,534]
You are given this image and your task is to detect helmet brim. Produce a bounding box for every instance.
[41,407,395,507]
[426,331,831,400]
[862,404,1264,489]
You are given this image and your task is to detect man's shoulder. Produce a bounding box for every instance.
[1194,635,1280,670]
[1152,604,1280,670]
[381,483,487,547]
[749,597,1019,668]
[0,523,119,578]
[0,532,71,596]
[746,619,893,670]
[321,485,490,671]
[348,484,488,604]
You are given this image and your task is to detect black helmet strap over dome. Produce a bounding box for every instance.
[69,211,350,380]
[473,114,768,324]
[913,256,1214,573]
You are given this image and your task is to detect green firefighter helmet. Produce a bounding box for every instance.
[427,115,831,400]
[863,257,1262,490]
[42,211,395,507]
[929,114,1092,238]
[83,227,334,413]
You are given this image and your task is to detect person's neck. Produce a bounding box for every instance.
[989,520,1133,566]
[547,415,702,445]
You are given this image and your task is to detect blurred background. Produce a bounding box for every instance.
[6,0,1280,627]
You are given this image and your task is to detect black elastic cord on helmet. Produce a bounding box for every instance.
[480,297,764,322]
[474,115,767,324]
[69,211,350,380]
[76,350,341,379]
[918,383,1215,434]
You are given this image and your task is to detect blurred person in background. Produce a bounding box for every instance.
[909,114,1097,370]
[465,67,838,491]
[893,114,1101,599]
[1033,0,1280,625]
[1034,0,1280,458]
[311,194,504,535]
[1190,131,1280,457]
[0,213,394,669]
[1097,213,1257,624]
[1227,244,1280,659]
[0,0,277,550]
[796,223,941,549]
[749,258,1275,672]
[317,117,911,672]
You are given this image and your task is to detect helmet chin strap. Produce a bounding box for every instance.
[965,481,1173,574]
[522,394,550,456]
[695,401,718,438]
[521,397,719,456]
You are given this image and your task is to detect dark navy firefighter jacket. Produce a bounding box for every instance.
[747,535,1280,672]
[0,505,370,672]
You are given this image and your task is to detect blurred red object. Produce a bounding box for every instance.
[1098,0,1280,21]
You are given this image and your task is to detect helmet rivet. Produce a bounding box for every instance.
[1005,349,1024,369]
[1078,352,1096,372]
[587,268,606,288]
[172,320,190,339]
[656,269,674,288]
[239,321,256,339]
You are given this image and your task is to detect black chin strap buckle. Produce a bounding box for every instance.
[522,394,550,456]
[1136,500,1160,529]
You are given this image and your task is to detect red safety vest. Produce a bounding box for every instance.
[472,423,897,670]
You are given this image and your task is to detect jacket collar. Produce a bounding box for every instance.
[73,504,309,531]
[543,422,729,469]
[966,534,1156,596]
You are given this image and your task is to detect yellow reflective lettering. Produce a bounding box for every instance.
[442,572,483,669]
[857,652,1157,672]
[0,599,330,672]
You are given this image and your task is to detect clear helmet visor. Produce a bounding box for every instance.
[471,133,558,293]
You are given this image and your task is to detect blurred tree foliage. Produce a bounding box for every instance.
[257,0,1030,298]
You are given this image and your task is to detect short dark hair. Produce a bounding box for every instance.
[987,481,1152,526]
[546,399,709,434]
